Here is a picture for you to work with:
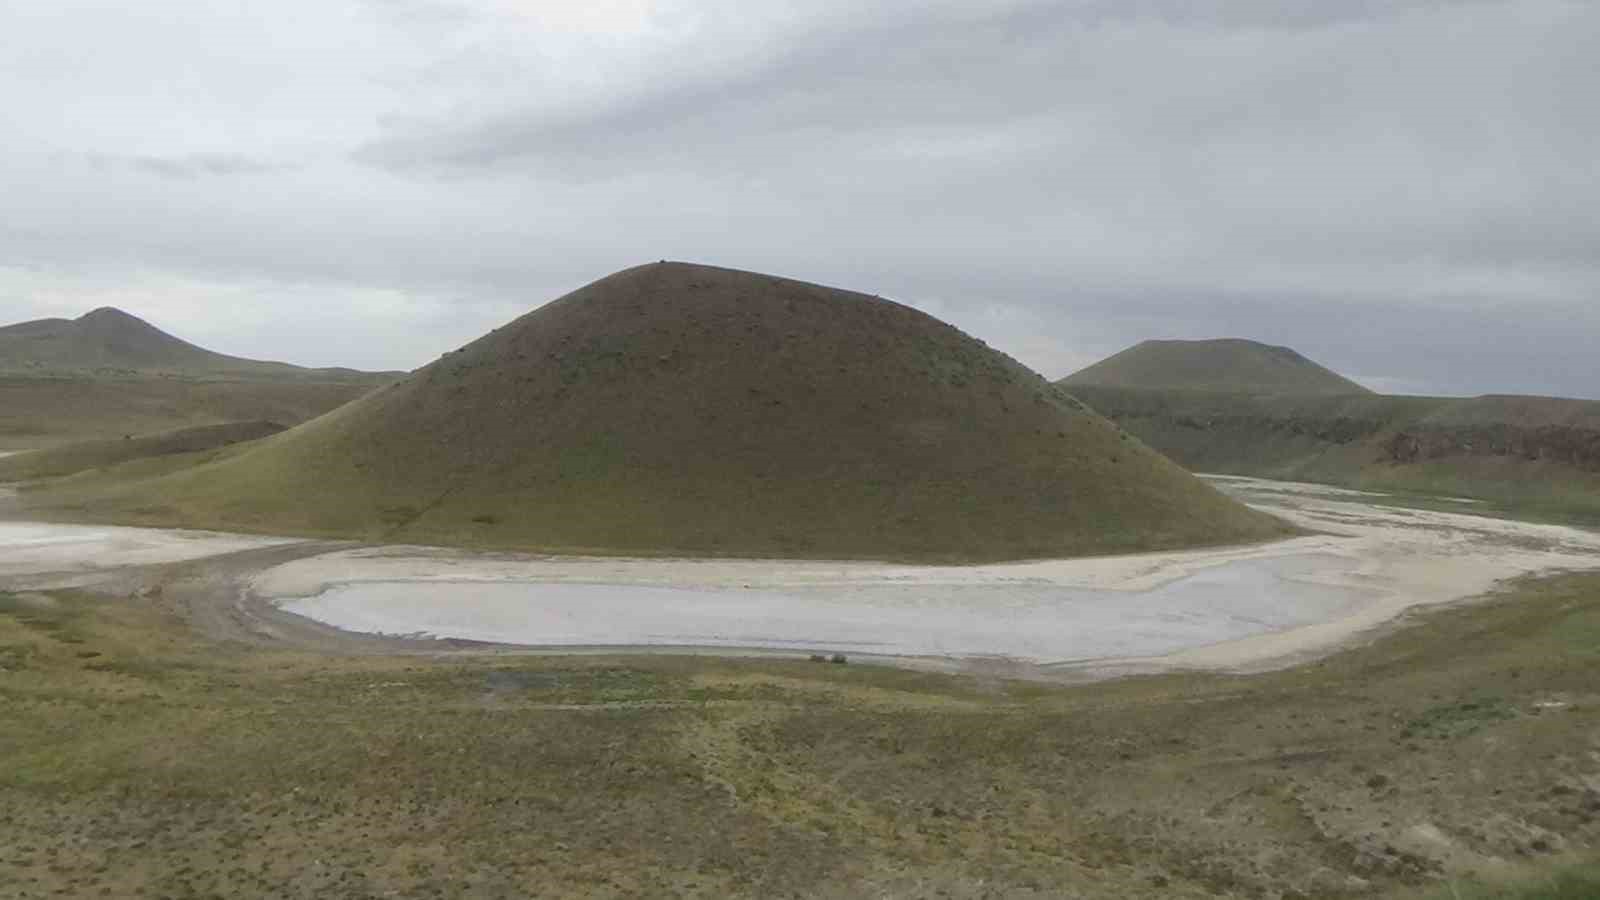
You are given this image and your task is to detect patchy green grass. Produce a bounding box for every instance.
[0,373,382,453]
[1401,697,1518,741]
[12,263,1293,563]
[1408,863,1600,899]
[1063,385,1600,528]
[2,574,1600,897]
[0,421,285,481]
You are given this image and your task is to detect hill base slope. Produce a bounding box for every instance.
[0,375,384,452]
[0,421,286,482]
[13,263,1291,562]
[1066,386,1600,524]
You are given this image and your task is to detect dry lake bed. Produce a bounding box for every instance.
[5,476,1598,677]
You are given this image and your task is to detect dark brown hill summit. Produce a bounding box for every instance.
[0,306,391,382]
[29,263,1289,561]
[1062,338,1372,395]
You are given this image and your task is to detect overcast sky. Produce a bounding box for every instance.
[2,0,1596,397]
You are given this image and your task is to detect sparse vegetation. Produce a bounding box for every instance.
[1062,337,1374,394]
[0,420,285,480]
[1063,384,1600,525]
[3,571,1599,897]
[0,374,383,452]
[12,262,1291,562]
[6,287,1597,898]
[0,306,397,382]
[0,307,395,451]
[1408,865,1600,899]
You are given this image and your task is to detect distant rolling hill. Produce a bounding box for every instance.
[0,306,395,382]
[1062,338,1372,395]
[0,308,399,450]
[16,261,1291,562]
[1064,385,1600,524]
[1060,339,1600,521]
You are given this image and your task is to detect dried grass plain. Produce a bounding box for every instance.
[4,561,1600,897]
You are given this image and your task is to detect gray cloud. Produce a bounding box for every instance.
[1,0,1596,398]
[80,152,294,180]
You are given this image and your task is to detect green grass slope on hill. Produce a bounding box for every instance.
[1065,386,1600,523]
[1063,338,1373,394]
[1418,394,1600,429]
[18,262,1290,561]
[0,375,384,451]
[0,306,396,382]
[0,421,286,482]
[0,306,399,451]
[1059,387,1446,476]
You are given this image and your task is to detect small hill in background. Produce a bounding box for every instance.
[0,306,397,382]
[1065,385,1600,524]
[0,308,400,450]
[1062,338,1372,395]
[19,262,1290,562]
[1060,338,1600,523]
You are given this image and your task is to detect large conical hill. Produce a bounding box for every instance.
[1062,338,1372,395]
[29,263,1290,561]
